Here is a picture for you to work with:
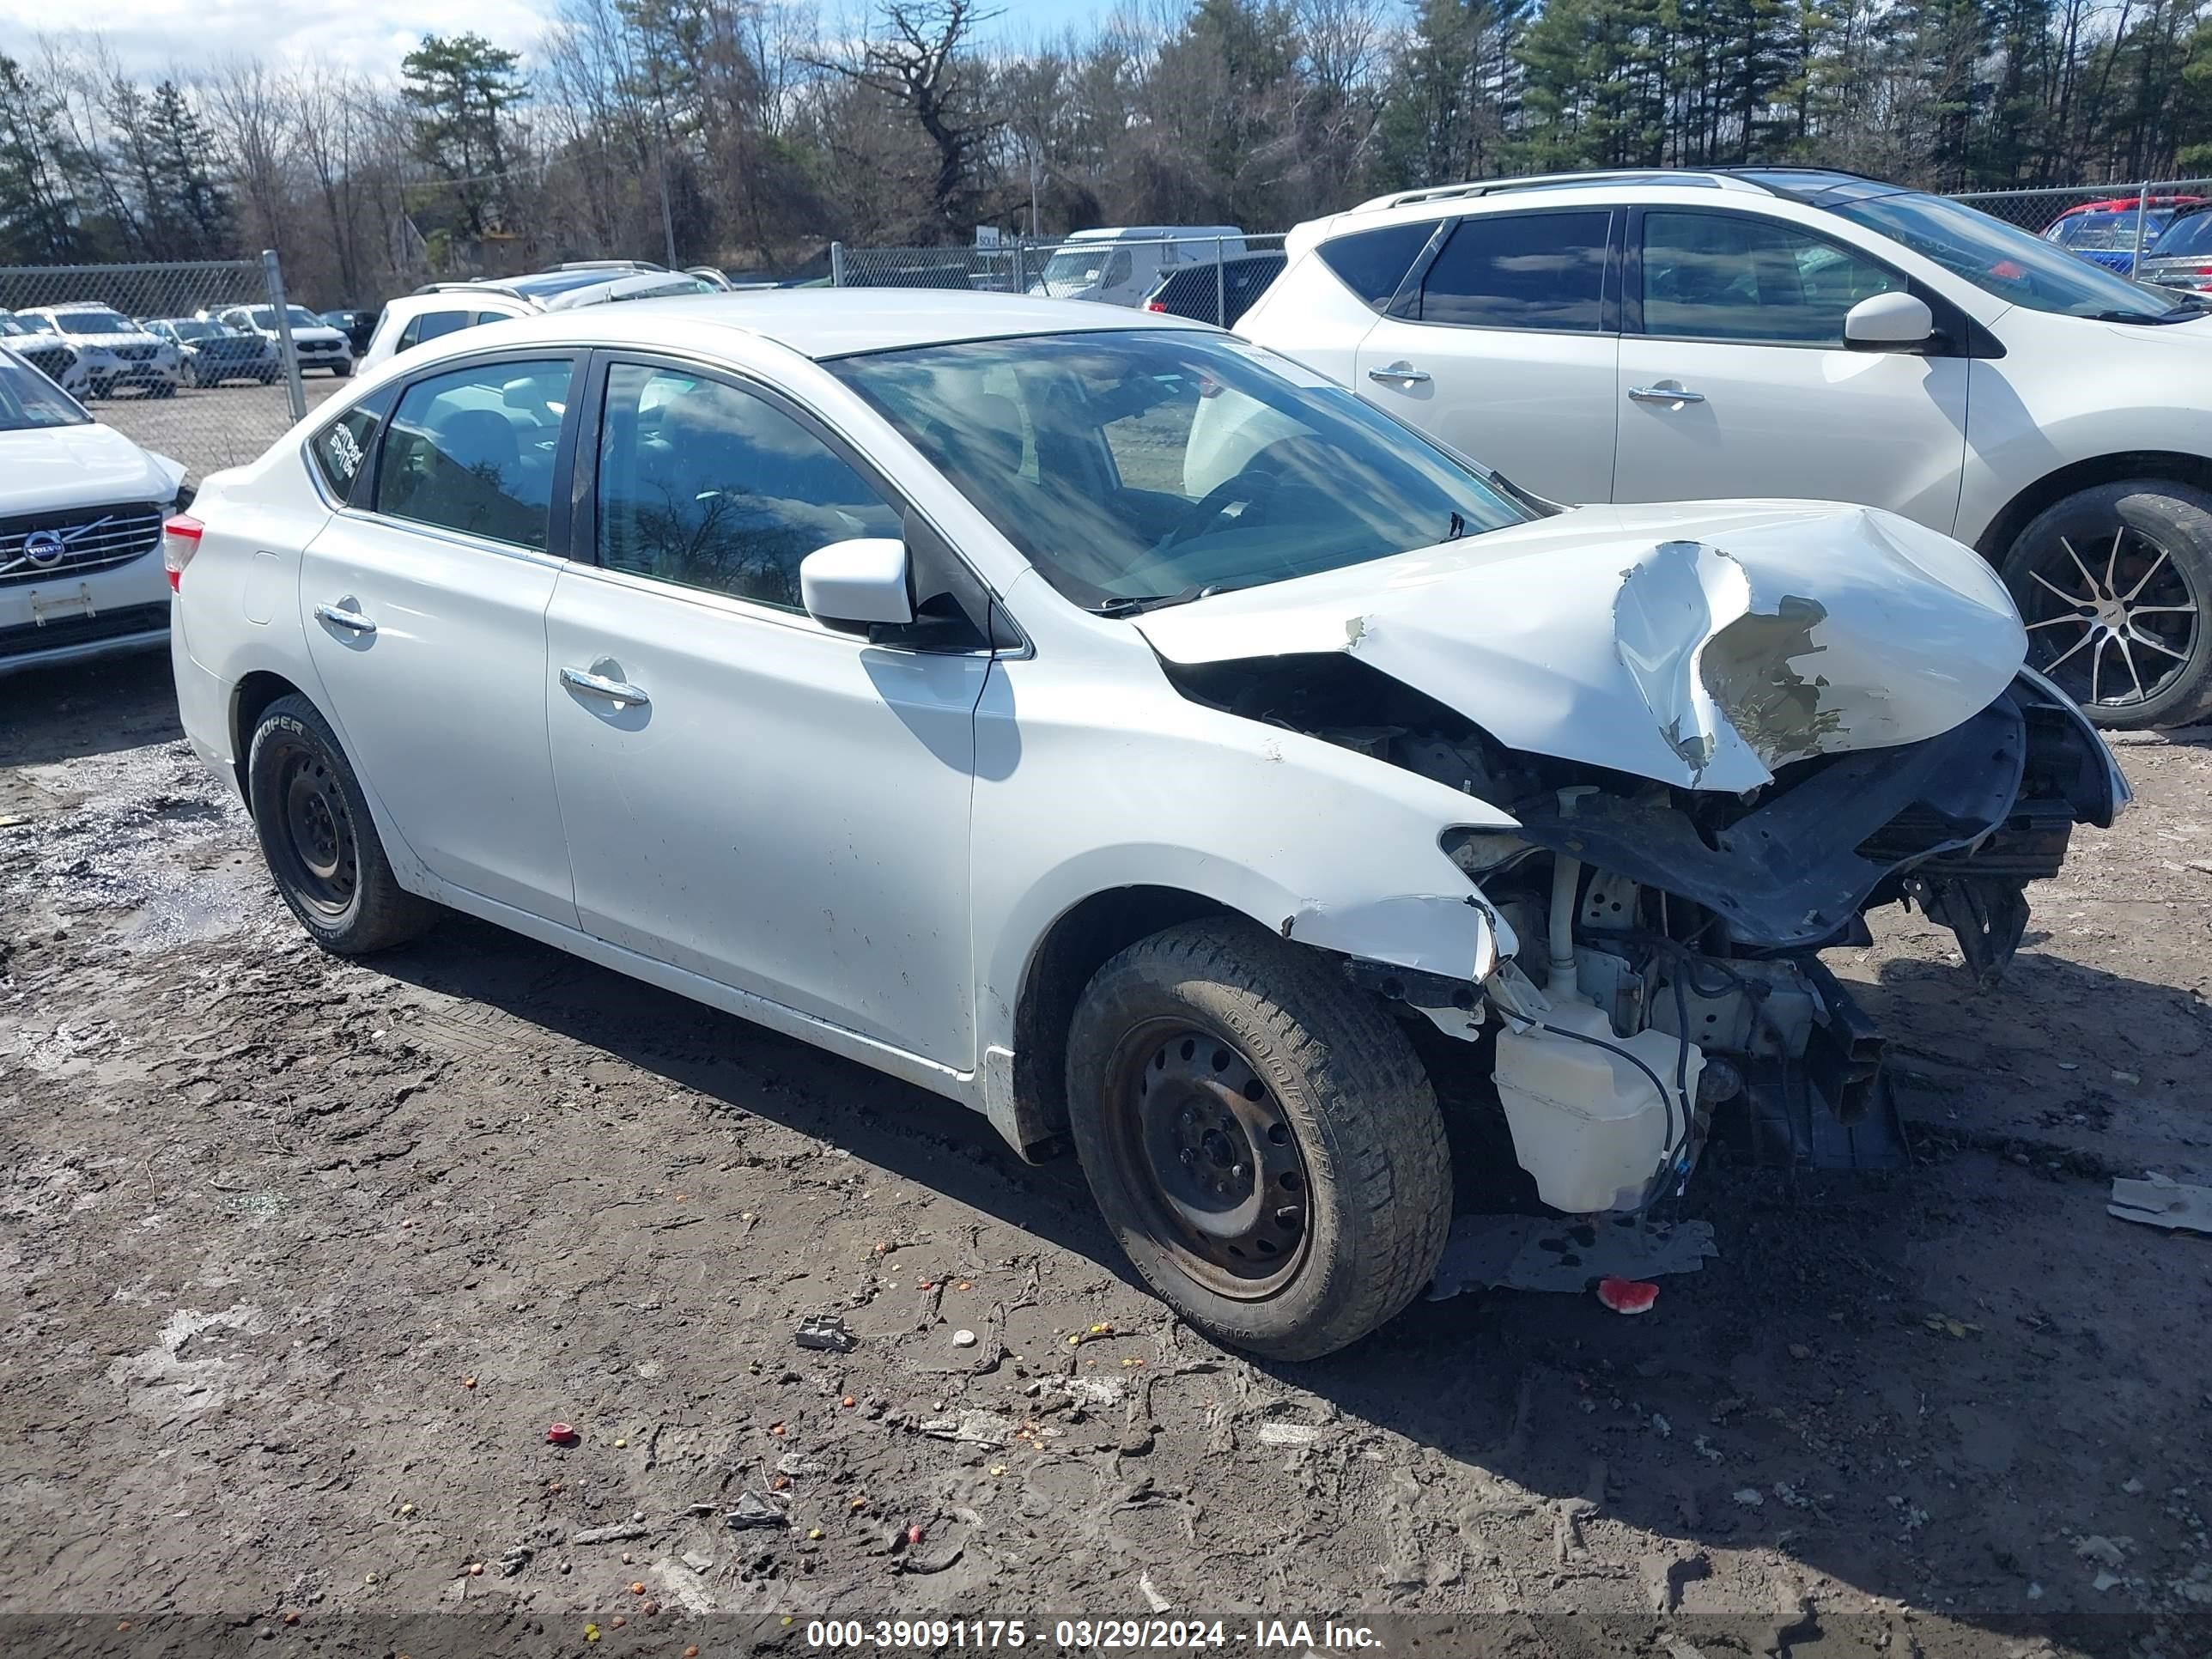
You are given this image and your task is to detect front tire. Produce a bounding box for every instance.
[2002,480,2212,728]
[1065,919,1452,1360]
[246,696,434,954]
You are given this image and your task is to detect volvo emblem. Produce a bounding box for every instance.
[18,515,112,568]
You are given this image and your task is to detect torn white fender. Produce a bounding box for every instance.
[1136,499,2027,793]
[1284,890,1514,986]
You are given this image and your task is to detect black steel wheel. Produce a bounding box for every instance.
[1099,1021,1312,1298]
[246,694,434,954]
[2004,480,2212,727]
[1065,919,1452,1360]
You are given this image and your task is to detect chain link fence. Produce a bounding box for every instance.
[829,234,1290,327]
[1947,179,2212,276]
[0,253,351,485]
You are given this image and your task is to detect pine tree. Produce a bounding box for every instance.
[0,55,77,260]
[403,33,530,240]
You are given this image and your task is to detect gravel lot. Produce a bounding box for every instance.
[91,375,345,486]
[3,652,2209,1657]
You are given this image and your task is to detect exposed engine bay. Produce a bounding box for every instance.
[1164,647,2126,1217]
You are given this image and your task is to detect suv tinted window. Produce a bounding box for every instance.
[596,362,901,611]
[1641,210,1903,343]
[375,359,572,549]
[399,310,474,351]
[1418,210,1611,330]
[1316,221,1435,308]
[309,388,392,501]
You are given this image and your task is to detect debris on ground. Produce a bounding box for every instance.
[545,1422,579,1445]
[1427,1215,1716,1299]
[951,1328,977,1347]
[917,1410,1016,1447]
[726,1492,791,1530]
[1596,1275,1661,1315]
[570,1522,650,1546]
[2108,1173,2212,1234]
[796,1312,859,1352]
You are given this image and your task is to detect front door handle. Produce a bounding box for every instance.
[1628,382,1706,406]
[313,599,376,635]
[560,665,651,708]
[1367,361,1431,386]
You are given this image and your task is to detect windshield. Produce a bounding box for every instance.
[169,320,224,340]
[1039,246,1116,289]
[244,306,324,329]
[2049,210,2172,250]
[53,310,136,335]
[830,330,1532,610]
[0,351,88,429]
[2152,211,2212,258]
[0,316,25,336]
[1834,191,2191,319]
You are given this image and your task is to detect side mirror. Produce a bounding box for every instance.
[1844,292,1936,350]
[800,538,913,634]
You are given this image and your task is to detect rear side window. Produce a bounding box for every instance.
[1316,221,1436,308]
[375,359,573,550]
[308,389,392,502]
[398,310,473,352]
[1418,210,1612,331]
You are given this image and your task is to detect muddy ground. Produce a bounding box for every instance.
[3,651,2209,1659]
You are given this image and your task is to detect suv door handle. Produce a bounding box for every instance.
[1367,362,1431,386]
[313,600,376,635]
[1628,382,1706,405]
[560,665,651,708]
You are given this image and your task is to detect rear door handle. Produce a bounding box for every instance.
[560,665,651,708]
[1628,382,1706,405]
[1367,362,1431,386]
[313,600,376,635]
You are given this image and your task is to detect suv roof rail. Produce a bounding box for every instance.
[1350,168,1774,214]
[409,280,526,298]
[555,259,665,272]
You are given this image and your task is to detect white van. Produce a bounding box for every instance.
[1030,226,1246,307]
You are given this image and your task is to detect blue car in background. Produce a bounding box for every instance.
[2041,194,2204,275]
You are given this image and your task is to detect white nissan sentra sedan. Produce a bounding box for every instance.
[168,293,2125,1358]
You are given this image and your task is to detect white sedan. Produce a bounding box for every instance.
[168,293,2124,1358]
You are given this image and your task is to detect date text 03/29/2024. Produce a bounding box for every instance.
[803,1619,1382,1650]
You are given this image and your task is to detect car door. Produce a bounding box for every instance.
[298,351,584,925]
[1353,207,1620,505]
[1612,207,1970,533]
[544,354,992,1066]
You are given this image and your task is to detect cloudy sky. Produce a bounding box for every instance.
[0,0,1116,82]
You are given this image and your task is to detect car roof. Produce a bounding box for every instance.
[404,289,1213,362]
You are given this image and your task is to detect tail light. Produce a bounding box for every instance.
[162,514,204,592]
[1145,301,1166,312]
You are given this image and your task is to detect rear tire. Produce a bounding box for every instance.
[246,695,434,955]
[1064,918,1452,1360]
[2002,480,2212,728]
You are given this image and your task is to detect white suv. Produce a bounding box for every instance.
[21,303,181,398]
[360,264,715,371]
[1242,167,2212,727]
[214,304,356,377]
[1,344,187,673]
[168,293,2121,1357]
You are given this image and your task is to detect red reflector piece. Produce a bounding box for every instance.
[161,513,204,592]
[1145,301,1166,312]
[1595,1276,1659,1315]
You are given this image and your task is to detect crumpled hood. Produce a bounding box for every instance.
[1134,500,2028,793]
[0,422,185,518]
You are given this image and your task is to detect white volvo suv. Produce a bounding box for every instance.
[2,345,188,674]
[168,294,2122,1358]
[1240,167,2212,728]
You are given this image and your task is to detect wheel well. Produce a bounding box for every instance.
[229,671,309,805]
[1975,452,2212,562]
[1009,886,1232,1150]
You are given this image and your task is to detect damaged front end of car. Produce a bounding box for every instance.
[1145,504,2130,1218]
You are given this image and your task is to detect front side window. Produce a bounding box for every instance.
[2153,210,2212,258]
[374,359,572,550]
[830,330,1531,611]
[595,362,901,611]
[1416,210,1611,331]
[1832,190,2202,321]
[1641,210,1904,344]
